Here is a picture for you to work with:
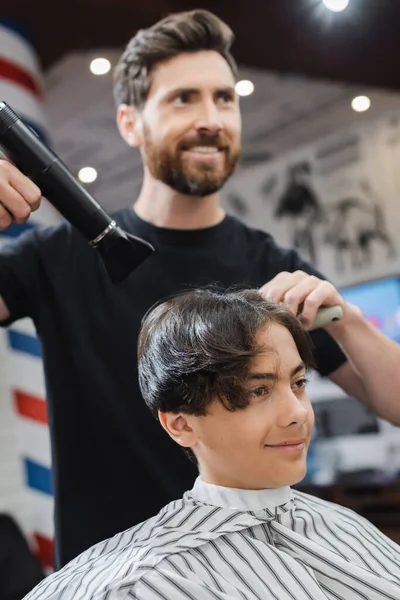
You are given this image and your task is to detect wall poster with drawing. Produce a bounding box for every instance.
[223,113,400,288]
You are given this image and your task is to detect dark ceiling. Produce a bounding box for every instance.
[3,0,400,90]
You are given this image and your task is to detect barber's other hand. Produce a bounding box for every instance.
[0,159,42,230]
[259,270,357,330]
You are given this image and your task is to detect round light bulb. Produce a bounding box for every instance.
[235,80,254,97]
[78,167,98,183]
[322,0,350,12]
[90,58,111,76]
[351,95,371,113]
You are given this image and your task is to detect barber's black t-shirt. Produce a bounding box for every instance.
[0,209,347,568]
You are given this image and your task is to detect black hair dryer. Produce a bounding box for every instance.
[0,101,154,283]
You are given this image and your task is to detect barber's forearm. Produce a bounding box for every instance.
[327,310,400,424]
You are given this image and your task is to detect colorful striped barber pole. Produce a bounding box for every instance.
[0,20,46,139]
[0,20,61,573]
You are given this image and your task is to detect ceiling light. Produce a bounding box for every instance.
[90,58,111,76]
[78,167,98,183]
[351,95,371,112]
[322,0,350,12]
[235,80,254,97]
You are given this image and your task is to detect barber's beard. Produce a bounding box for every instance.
[142,128,241,197]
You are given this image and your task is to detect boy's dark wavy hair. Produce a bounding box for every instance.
[138,287,315,462]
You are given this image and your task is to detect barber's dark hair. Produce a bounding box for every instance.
[113,9,237,108]
[138,288,315,461]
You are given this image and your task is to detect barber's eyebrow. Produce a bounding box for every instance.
[165,85,236,98]
[167,87,197,97]
[215,85,236,95]
[248,362,305,382]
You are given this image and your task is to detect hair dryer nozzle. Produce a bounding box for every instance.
[94,224,154,283]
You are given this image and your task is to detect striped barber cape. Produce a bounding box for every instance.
[24,477,400,600]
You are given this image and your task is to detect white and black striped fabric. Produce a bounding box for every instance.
[25,478,400,599]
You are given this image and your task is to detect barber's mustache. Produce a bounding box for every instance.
[179,134,229,150]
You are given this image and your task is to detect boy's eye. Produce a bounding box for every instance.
[292,378,309,390]
[250,386,269,398]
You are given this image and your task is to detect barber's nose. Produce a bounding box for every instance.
[194,100,222,134]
